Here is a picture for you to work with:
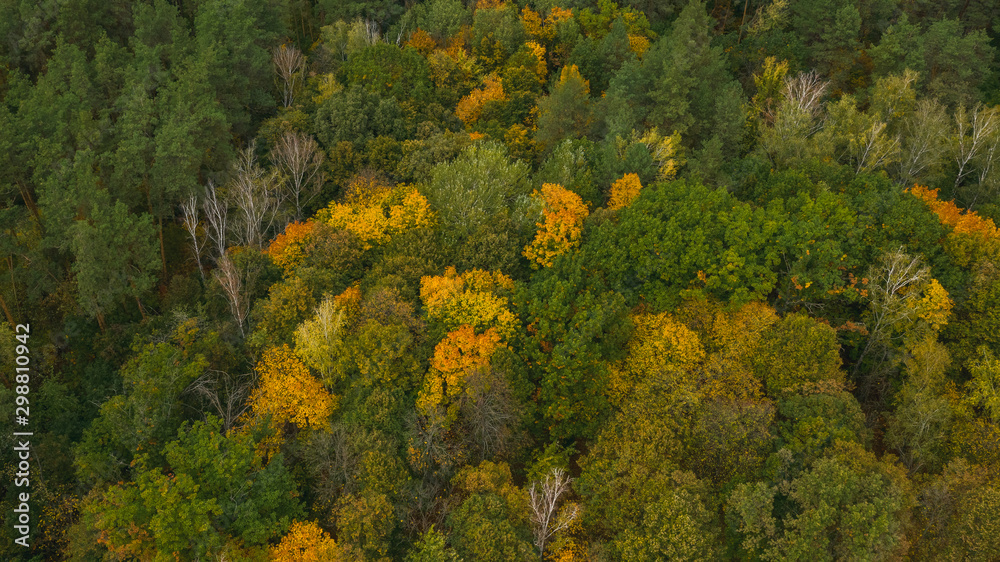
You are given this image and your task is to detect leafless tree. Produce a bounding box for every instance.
[180,193,205,279]
[188,370,255,432]
[361,18,381,45]
[784,70,828,118]
[954,104,1000,191]
[272,44,304,108]
[529,468,580,557]
[897,98,949,183]
[865,249,929,348]
[229,141,285,249]
[271,130,326,221]
[852,120,899,174]
[202,180,228,259]
[214,253,252,337]
[458,366,519,462]
[855,248,931,400]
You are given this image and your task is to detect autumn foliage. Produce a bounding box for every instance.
[607,173,643,210]
[908,184,999,240]
[455,73,507,125]
[247,345,335,431]
[420,266,518,339]
[405,28,436,55]
[418,325,503,424]
[523,183,589,268]
[271,521,343,561]
[29,1,1000,560]
[325,182,434,249]
[267,220,315,274]
[521,6,574,43]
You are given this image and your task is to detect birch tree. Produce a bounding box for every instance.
[528,467,579,556]
[271,130,325,221]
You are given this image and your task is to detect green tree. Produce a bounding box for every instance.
[193,0,279,136]
[870,16,996,108]
[615,471,721,561]
[74,320,213,485]
[70,200,159,328]
[568,17,636,95]
[602,0,744,161]
[535,64,592,150]
[912,459,1000,561]
[343,43,434,104]
[424,141,535,246]
[775,384,871,468]
[754,313,844,395]
[518,254,631,441]
[314,84,412,149]
[447,461,535,562]
[584,178,782,311]
[728,441,914,562]
[89,416,302,560]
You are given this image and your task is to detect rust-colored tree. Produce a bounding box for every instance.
[266,220,315,275]
[417,324,503,426]
[455,73,506,125]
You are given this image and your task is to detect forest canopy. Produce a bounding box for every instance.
[1,0,1000,560]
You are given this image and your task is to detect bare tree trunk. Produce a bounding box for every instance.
[203,180,229,259]
[230,141,285,249]
[188,370,255,432]
[272,44,304,108]
[135,296,148,322]
[954,104,999,190]
[898,98,948,183]
[158,215,167,277]
[784,70,829,118]
[529,468,580,557]
[214,253,260,338]
[271,130,326,221]
[16,181,43,235]
[180,194,205,280]
[0,291,15,329]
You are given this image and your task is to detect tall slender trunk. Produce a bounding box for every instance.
[135,296,148,322]
[158,215,167,277]
[0,291,15,329]
[16,181,43,235]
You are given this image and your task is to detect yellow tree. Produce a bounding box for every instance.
[608,311,704,406]
[247,345,335,433]
[523,183,589,268]
[607,173,643,210]
[520,6,574,44]
[324,182,434,250]
[611,300,779,406]
[420,266,518,339]
[271,521,344,561]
